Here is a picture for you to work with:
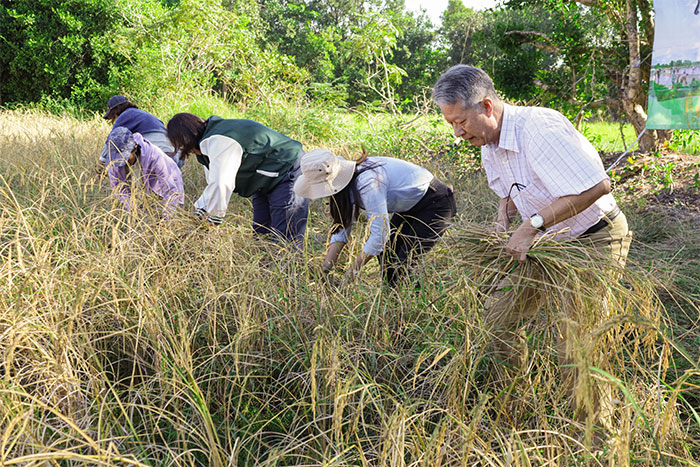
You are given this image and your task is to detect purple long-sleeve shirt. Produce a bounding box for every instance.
[108,133,184,218]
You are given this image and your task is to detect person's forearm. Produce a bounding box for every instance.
[322,242,346,271]
[537,179,611,229]
[504,179,611,263]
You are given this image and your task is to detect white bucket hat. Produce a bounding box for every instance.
[293,149,357,199]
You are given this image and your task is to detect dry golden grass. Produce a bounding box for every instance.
[0,108,698,466]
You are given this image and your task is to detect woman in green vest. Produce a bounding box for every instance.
[167,113,308,246]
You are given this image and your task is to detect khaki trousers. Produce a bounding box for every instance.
[484,210,632,426]
[579,211,632,269]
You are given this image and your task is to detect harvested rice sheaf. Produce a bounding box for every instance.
[448,223,673,441]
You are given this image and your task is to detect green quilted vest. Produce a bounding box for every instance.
[198,116,302,197]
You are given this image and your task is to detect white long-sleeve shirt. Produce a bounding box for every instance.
[193,134,244,224]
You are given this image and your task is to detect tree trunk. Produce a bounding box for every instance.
[575,0,670,152]
[621,0,653,151]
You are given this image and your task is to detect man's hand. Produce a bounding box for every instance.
[504,222,538,263]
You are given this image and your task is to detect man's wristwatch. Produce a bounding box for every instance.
[529,213,546,232]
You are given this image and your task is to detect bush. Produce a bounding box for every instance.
[0,0,127,110]
[112,0,309,110]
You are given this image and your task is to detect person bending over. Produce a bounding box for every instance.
[294,149,456,287]
[105,126,184,218]
[99,95,183,170]
[166,112,308,246]
[432,64,631,266]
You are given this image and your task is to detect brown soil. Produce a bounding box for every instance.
[605,151,700,225]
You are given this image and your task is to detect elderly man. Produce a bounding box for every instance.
[432,64,631,265]
[433,65,633,427]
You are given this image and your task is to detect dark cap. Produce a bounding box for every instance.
[103,95,129,119]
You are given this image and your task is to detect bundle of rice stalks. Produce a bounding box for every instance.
[446,223,680,452]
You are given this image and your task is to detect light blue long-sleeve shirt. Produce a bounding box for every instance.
[330,157,433,255]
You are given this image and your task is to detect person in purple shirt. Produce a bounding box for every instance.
[99,95,184,169]
[105,126,184,218]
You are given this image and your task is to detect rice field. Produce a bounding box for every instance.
[0,109,698,466]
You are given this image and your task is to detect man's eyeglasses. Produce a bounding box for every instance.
[505,182,526,223]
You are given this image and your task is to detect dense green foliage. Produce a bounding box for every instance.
[114,0,309,107]
[1,0,635,117]
[0,0,679,154]
[0,0,124,109]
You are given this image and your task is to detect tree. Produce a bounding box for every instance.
[354,12,406,112]
[503,0,667,152]
[259,0,411,109]
[0,0,125,109]
[259,0,337,85]
[439,0,484,66]
[391,10,447,111]
[114,0,308,106]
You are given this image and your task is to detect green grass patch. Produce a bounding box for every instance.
[580,120,638,153]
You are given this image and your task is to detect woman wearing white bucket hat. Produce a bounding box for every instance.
[294,149,457,287]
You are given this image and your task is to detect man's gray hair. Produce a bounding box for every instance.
[432,65,499,109]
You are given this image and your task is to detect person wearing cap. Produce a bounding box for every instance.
[166,113,308,245]
[293,149,457,287]
[99,95,184,170]
[432,65,631,265]
[104,126,184,218]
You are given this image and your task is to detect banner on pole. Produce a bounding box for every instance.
[647,0,700,129]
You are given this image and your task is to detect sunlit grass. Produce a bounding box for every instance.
[580,121,638,153]
[581,120,700,156]
[1,108,699,465]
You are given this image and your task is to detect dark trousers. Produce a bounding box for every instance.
[251,165,308,247]
[380,177,457,287]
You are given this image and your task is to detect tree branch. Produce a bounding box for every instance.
[504,30,561,54]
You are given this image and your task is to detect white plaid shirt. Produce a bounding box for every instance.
[481,104,616,240]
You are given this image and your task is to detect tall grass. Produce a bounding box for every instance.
[1,108,699,465]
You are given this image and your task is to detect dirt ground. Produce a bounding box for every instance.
[605,150,700,226]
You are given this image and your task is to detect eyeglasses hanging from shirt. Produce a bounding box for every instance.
[505,182,526,224]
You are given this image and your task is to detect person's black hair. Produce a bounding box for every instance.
[329,153,382,233]
[107,102,138,120]
[166,113,207,159]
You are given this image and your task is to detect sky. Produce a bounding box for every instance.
[651,0,700,65]
[404,0,500,25]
